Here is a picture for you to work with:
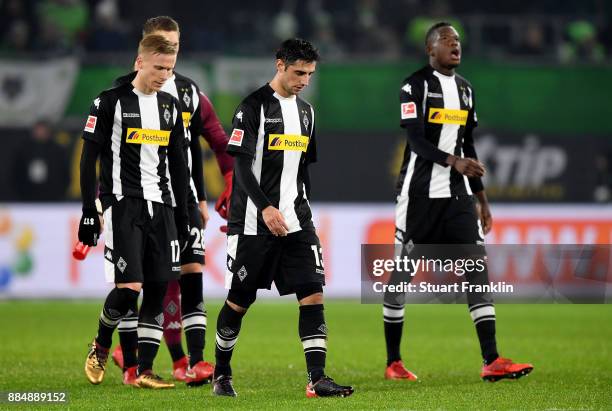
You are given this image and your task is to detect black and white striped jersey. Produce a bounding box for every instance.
[396,65,479,199]
[113,71,203,202]
[82,82,185,206]
[226,84,317,236]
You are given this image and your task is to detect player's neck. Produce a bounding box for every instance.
[131,76,156,95]
[269,78,293,98]
[429,61,455,77]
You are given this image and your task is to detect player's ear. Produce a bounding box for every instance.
[276,59,285,73]
[134,55,143,71]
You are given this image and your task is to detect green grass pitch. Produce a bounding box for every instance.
[0,301,611,410]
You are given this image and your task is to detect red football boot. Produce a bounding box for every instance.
[481,357,534,382]
[184,361,215,386]
[111,345,124,370]
[385,360,418,380]
[123,366,138,386]
[172,356,189,381]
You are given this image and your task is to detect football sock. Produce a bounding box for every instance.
[96,287,140,349]
[117,298,139,369]
[162,279,185,362]
[179,273,207,367]
[469,303,499,364]
[137,281,168,374]
[299,304,327,383]
[383,303,405,365]
[214,302,245,377]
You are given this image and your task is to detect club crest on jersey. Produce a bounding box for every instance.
[183,92,191,107]
[163,108,171,124]
[303,112,309,129]
[228,128,244,146]
[84,115,97,133]
[462,90,469,106]
[401,102,416,120]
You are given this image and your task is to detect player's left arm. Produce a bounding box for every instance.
[301,105,317,199]
[197,91,234,220]
[168,99,190,248]
[187,88,209,228]
[463,88,492,234]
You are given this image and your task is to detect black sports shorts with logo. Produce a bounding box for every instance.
[102,196,181,283]
[395,195,484,245]
[225,230,325,295]
[181,200,205,265]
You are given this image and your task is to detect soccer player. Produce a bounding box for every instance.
[383,22,534,382]
[79,34,189,389]
[110,16,233,386]
[211,38,354,398]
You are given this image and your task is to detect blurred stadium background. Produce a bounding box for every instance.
[1,0,611,298]
[0,1,611,408]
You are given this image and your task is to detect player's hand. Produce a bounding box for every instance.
[215,172,233,220]
[198,200,210,230]
[78,208,101,246]
[174,211,190,251]
[476,200,493,234]
[262,206,289,236]
[453,157,485,178]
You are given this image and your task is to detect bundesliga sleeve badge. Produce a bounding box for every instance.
[401,102,417,120]
[84,115,97,133]
[228,128,244,146]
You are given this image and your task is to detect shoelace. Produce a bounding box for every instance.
[88,344,108,370]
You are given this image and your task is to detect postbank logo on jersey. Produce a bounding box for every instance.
[268,134,309,152]
[427,108,468,125]
[182,112,190,129]
[126,128,170,146]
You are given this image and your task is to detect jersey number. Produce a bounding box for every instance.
[170,240,180,263]
[191,227,205,250]
[311,245,324,268]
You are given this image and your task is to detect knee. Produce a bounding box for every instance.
[116,282,142,293]
[181,262,204,274]
[296,284,324,305]
[227,289,257,312]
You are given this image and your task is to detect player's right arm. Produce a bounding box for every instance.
[400,77,484,178]
[225,100,288,236]
[78,92,114,246]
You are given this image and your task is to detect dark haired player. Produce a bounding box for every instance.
[383,22,533,382]
[211,38,354,398]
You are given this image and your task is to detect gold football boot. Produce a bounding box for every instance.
[135,372,176,389]
[85,340,108,384]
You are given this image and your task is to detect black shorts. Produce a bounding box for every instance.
[102,196,181,284]
[225,230,325,296]
[395,195,484,245]
[180,200,205,265]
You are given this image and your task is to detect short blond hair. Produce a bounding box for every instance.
[138,34,177,55]
[142,16,180,36]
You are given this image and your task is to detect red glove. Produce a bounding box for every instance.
[215,172,233,220]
